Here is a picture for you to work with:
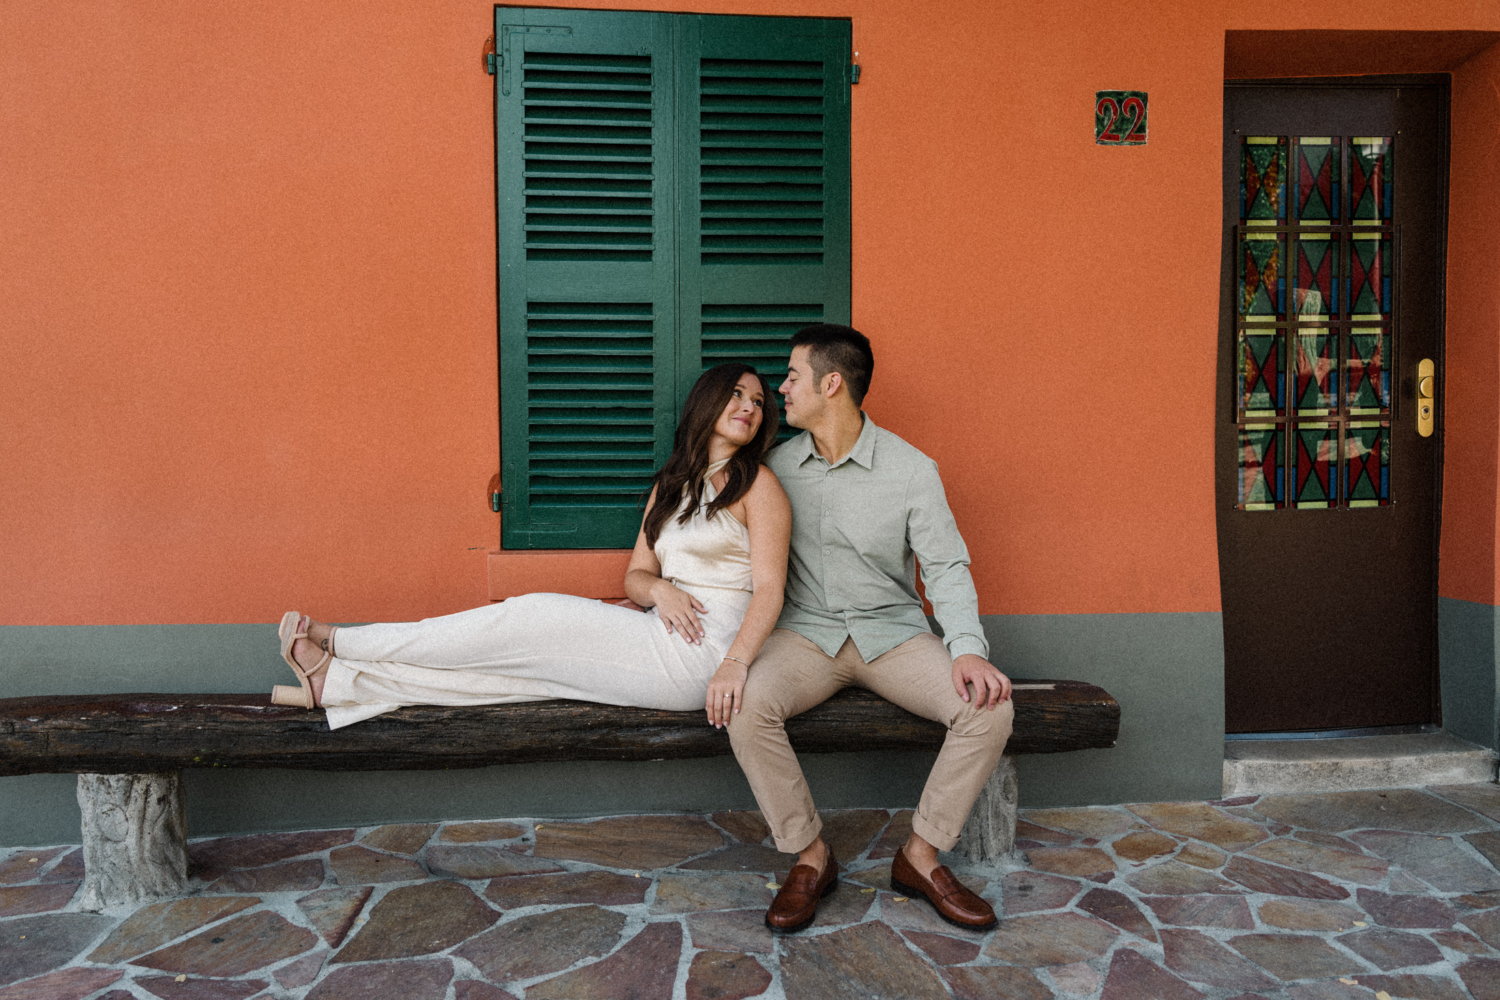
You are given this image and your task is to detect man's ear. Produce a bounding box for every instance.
[823,371,844,398]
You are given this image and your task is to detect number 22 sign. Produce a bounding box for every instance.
[1096,91,1147,145]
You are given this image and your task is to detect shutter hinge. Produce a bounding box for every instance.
[483,35,497,75]
[850,63,861,85]
[488,473,502,512]
[487,53,498,75]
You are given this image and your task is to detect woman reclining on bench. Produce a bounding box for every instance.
[273,363,791,731]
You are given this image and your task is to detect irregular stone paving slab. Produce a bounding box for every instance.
[485,871,648,909]
[1463,907,1500,950]
[1459,957,1500,1000]
[207,859,323,893]
[678,844,789,873]
[97,992,135,1000]
[1126,802,1267,852]
[1145,894,1254,929]
[534,815,723,870]
[1298,830,1370,852]
[1027,846,1115,877]
[0,967,121,1000]
[1017,819,1076,845]
[296,886,371,948]
[1079,887,1158,942]
[1025,807,1140,839]
[426,845,562,880]
[1259,897,1365,931]
[0,883,76,918]
[1430,784,1500,824]
[812,882,873,926]
[944,966,1052,1000]
[0,849,67,886]
[38,850,83,884]
[188,829,354,871]
[327,845,426,885]
[440,821,525,843]
[1337,926,1443,971]
[652,873,773,914]
[1255,789,1484,834]
[1357,974,1469,1000]
[1458,889,1500,909]
[867,810,914,859]
[1099,948,1205,1000]
[879,890,987,939]
[1432,928,1490,954]
[1357,888,1458,928]
[780,921,949,1000]
[274,948,326,988]
[1246,838,1389,886]
[712,811,771,846]
[1176,843,1227,869]
[1228,933,1366,979]
[1285,983,1372,1000]
[902,930,981,965]
[89,897,260,964]
[1123,860,1241,895]
[360,823,438,855]
[528,921,681,1000]
[1113,831,1178,861]
[984,911,1118,965]
[1388,870,1431,893]
[1464,831,1500,871]
[1050,961,1102,996]
[306,957,452,1000]
[1351,830,1500,892]
[1161,928,1278,991]
[1002,870,1080,914]
[685,950,771,1000]
[455,982,521,1000]
[132,910,317,977]
[1223,855,1350,899]
[818,810,891,860]
[688,909,774,954]
[333,880,498,963]
[454,905,625,983]
[135,976,268,999]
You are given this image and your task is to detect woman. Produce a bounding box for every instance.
[274,364,791,731]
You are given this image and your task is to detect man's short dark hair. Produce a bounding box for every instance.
[790,324,874,406]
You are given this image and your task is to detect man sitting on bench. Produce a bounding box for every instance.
[724,324,1013,932]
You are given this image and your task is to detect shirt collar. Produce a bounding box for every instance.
[794,414,878,470]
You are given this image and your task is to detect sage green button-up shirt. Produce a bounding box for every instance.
[766,416,990,664]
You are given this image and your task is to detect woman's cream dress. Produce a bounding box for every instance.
[321,462,753,729]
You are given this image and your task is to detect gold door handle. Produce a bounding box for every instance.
[1417,358,1434,438]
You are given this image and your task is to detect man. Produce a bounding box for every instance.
[727,324,1013,932]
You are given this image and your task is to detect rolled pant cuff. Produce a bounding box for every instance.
[911,812,961,853]
[772,814,824,855]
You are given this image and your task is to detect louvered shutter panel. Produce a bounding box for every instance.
[674,15,853,424]
[496,8,677,548]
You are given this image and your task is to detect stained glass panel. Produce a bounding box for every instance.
[1346,328,1390,414]
[1294,235,1339,318]
[1350,138,1393,223]
[1294,421,1338,508]
[1294,138,1340,222]
[1238,331,1283,418]
[1239,425,1284,510]
[1239,235,1284,319]
[1241,137,1286,222]
[1349,237,1391,317]
[1294,330,1337,415]
[1345,421,1390,507]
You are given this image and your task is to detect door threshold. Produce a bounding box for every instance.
[1223,728,1496,797]
[1226,723,1439,741]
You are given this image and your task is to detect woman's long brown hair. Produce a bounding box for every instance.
[643,363,779,548]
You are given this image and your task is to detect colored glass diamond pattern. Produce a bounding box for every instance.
[1351,138,1393,222]
[1239,425,1284,509]
[1241,138,1286,221]
[1346,422,1390,506]
[1239,332,1283,418]
[1350,237,1391,316]
[1294,237,1339,318]
[1295,138,1340,221]
[1240,236,1284,317]
[1294,331,1336,415]
[1295,422,1338,508]
[1346,329,1389,413]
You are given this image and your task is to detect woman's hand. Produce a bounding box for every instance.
[705,657,748,728]
[651,579,707,644]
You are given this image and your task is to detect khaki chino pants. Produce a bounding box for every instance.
[726,628,1014,854]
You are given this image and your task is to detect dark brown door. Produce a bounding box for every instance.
[1217,80,1447,734]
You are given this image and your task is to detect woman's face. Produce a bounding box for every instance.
[713,373,765,449]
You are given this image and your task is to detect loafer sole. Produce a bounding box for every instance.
[890,875,997,930]
[765,875,839,933]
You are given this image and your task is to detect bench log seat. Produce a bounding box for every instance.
[0,681,1118,909]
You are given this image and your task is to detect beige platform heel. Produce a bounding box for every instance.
[272,611,332,709]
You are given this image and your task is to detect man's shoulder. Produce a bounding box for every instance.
[869,423,938,474]
[766,433,812,474]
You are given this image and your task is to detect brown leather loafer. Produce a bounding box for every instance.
[765,849,840,931]
[891,847,997,929]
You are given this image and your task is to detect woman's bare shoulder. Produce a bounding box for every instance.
[747,464,789,505]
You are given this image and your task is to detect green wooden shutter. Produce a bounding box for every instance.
[675,14,852,421]
[497,7,676,548]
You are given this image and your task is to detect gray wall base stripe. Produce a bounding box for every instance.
[1438,595,1500,750]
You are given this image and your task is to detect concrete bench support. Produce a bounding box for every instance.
[957,754,1018,863]
[77,771,187,911]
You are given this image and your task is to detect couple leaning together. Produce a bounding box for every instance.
[273,324,1014,932]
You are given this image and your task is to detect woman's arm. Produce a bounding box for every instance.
[706,466,791,727]
[624,486,709,643]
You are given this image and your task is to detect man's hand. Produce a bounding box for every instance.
[952,654,1011,710]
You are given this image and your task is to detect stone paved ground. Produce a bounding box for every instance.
[4,786,1500,999]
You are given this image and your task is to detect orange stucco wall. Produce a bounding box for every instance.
[5,2,1500,626]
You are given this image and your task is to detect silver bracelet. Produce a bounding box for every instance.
[723,655,751,667]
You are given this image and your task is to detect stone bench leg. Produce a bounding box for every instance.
[77,772,188,911]
[956,754,1017,865]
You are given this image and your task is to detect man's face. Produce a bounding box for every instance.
[779,345,824,430]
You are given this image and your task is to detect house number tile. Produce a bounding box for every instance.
[1096,91,1147,145]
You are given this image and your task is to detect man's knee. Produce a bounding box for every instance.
[725,677,787,746]
[952,695,1015,744]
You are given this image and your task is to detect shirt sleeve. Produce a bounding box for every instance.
[905,458,991,661]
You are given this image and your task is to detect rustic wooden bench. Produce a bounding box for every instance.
[0,682,1118,909]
